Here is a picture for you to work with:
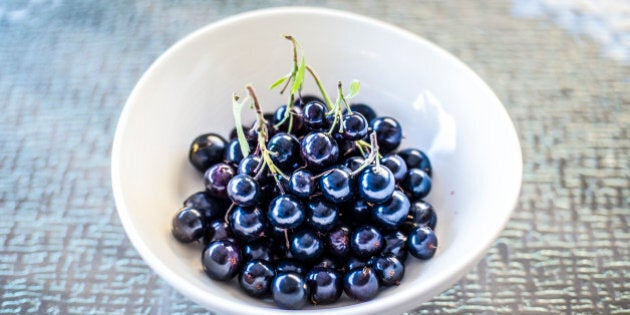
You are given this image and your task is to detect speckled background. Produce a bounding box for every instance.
[0,1,628,314]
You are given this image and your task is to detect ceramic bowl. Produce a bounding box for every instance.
[111,6,522,315]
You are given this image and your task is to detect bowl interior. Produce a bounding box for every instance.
[112,7,522,315]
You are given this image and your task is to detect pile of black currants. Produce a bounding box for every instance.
[171,36,438,310]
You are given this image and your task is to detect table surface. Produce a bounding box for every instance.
[1,1,628,314]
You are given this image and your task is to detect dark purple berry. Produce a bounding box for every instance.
[171,207,207,243]
[189,133,227,172]
[341,113,368,140]
[371,117,402,153]
[229,206,267,242]
[367,255,405,286]
[319,166,353,204]
[344,267,380,301]
[203,220,234,244]
[357,166,395,204]
[267,195,305,229]
[398,148,432,177]
[289,169,315,198]
[223,138,245,166]
[371,190,410,230]
[403,168,432,200]
[273,105,304,133]
[327,225,351,257]
[300,132,339,170]
[239,259,275,297]
[268,133,300,171]
[290,228,324,262]
[271,273,310,310]
[303,101,329,130]
[382,231,408,262]
[202,239,242,281]
[204,163,235,199]
[409,200,437,230]
[306,198,339,232]
[306,268,343,304]
[408,225,438,259]
[350,225,384,258]
[183,191,225,220]
[381,154,408,183]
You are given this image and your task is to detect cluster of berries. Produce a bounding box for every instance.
[171,36,437,310]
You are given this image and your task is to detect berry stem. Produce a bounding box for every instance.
[246,85,289,190]
[350,132,382,176]
[305,65,334,110]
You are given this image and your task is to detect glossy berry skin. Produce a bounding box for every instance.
[300,132,339,170]
[371,117,403,153]
[327,225,351,257]
[267,133,300,171]
[289,169,315,198]
[382,231,408,262]
[275,259,307,276]
[189,133,227,172]
[349,103,377,123]
[204,163,235,199]
[335,132,359,157]
[243,241,272,262]
[367,255,405,286]
[183,191,225,221]
[372,190,410,230]
[398,148,432,177]
[341,113,369,140]
[202,239,242,281]
[271,272,310,310]
[239,259,275,297]
[403,169,432,200]
[409,200,437,230]
[306,268,343,305]
[345,256,367,272]
[294,95,324,108]
[344,267,380,301]
[343,156,365,172]
[408,225,438,259]
[306,198,339,232]
[223,138,245,166]
[237,155,262,177]
[290,229,324,262]
[229,206,267,242]
[350,225,384,258]
[203,220,234,244]
[267,195,305,229]
[357,166,395,204]
[171,207,207,243]
[273,105,304,133]
[303,101,329,130]
[320,167,353,204]
[381,154,408,183]
[226,175,260,207]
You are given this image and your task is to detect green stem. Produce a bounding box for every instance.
[246,85,288,190]
[306,65,334,110]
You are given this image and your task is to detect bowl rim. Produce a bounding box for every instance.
[111,6,523,314]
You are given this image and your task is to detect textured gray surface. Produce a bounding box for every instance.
[1,0,628,314]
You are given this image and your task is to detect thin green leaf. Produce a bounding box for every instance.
[232,94,251,157]
[346,80,361,99]
[269,74,290,90]
[291,56,306,94]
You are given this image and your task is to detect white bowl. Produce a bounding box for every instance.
[111,7,522,315]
